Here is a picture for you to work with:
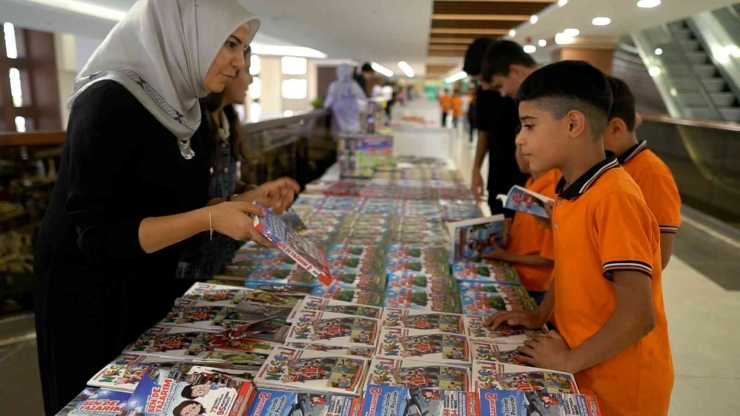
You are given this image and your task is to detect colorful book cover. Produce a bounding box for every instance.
[285,342,376,359]
[254,347,369,396]
[290,296,383,320]
[247,389,362,416]
[460,290,515,317]
[122,371,254,416]
[241,282,315,296]
[361,385,478,416]
[56,387,130,416]
[279,208,308,232]
[253,201,332,286]
[447,215,506,262]
[311,284,384,307]
[286,311,379,347]
[453,262,520,283]
[386,273,459,295]
[497,185,554,219]
[458,280,530,300]
[384,287,462,314]
[470,341,527,366]
[180,282,249,306]
[463,316,548,343]
[478,389,602,416]
[381,308,464,334]
[376,327,471,365]
[473,361,579,395]
[366,357,470,391]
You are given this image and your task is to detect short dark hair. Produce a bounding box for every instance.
[515,60,613,139]
[463,37,494,75]
[181,385,196,399]
[606,75,636,131]
[481,40,537,81]
[173,400,205,416]
[361,62,374,73]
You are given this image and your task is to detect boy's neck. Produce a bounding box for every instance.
[530,170,545,181]
[560,142,607,189]
[610,132,639,157]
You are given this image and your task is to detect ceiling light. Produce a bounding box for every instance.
[445,71,467,84]
[530,15,539,24]
[670,88,677,97]
[250,44,327,59]
[648,66,662,77]
[523,45,537,54]
[23,0,127,21]
[563,28,580,37]
[558,0,569,6]
[637,0,661,8]
[398,61,415,78]
[509,29,517,37]
[712,45,730,64]
[725,45,740,58]
[555,33,574,45]
[371,62,394,77]
[654,48,663,55]
[592,17,611,26]
[538,39,547,47]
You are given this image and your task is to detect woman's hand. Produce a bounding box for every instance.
[232,177,300,214]
[210,202,273,247]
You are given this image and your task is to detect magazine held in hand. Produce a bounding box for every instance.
[496,185,554,219]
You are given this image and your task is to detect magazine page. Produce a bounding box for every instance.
[447,215,506,262]
[473,361,579,395]
[284,342,376,359]
[386,272,459,295]
[463,316,548,343]
[288,296,383,321]
[56,387,130,416]
[478,389,602,416]
[247,389,362,416]
[366,357,471,391]
[453,261,520,283]
[498,185,554,219]
[311,284,385,307]
[470,340,528,366]
[384,287,462,314]
[375,327,471,366]
[380,308,465,335]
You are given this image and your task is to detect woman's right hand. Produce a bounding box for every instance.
[210,202,274,247]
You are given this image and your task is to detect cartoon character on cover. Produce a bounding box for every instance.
[446,347,465,360]
[422,390,440,402]
[309,395,328,406]
[353,331,371,344]
[181,383,219,399]
[173,400,206,416]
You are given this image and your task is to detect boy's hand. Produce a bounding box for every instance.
[536,200,555,228]
[481,242,507,261]
[485,310,545,330]
[516,331,574,373]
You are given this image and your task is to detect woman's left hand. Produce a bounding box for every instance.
[233,177,300,214]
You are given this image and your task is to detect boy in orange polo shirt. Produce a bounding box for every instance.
[486,61,673,415]
[482,146,557,304]
[604,75,681,269]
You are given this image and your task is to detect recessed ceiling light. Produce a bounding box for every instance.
[509,29,517,37]
[523,45,537,54]
[654,48,663,55]
[371,62,394,77]
[538,39,547,47]
[530,15,539,24]
[555,33,574,45]
[558,0,569,6]
[648,66,662,76]
[445,71,468,83]
[398,61,415,78]
[563,28,580,37]
[592,17,611,26]
[637,0,661,8]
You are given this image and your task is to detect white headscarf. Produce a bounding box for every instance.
[69,0,260,159]
[325,64,365,105]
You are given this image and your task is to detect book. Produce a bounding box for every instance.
[285,342,376,359]
[447,215,506,262]
[56,387,130,416]
[286,311,380,347]
[311,284,385,307]
[381,308,465,335]
[386,272,459,295]
[360,385,477,416]
[279,208,308,232]
[473,361,579,395]
[464,316,548,343]
[453,261,520,283]
[384,287,463,314]
[241,282,315,296]
[470,340,528,366]
[254,347,369,396]
[253,201,332,286]
[375,327,471,365]
[247,389,362,416]
[122,371,255,416]
[497,185,554,218]
[366,357,471,391]
[289,296,383,320]
[478,389,602,415]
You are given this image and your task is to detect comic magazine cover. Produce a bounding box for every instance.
[460,290,516,317]
[215,316,291,344]
[244,262,320,287]
[122,371,255,416]
[447,215,506,262]
[241,282,315,296]
[384,286,463,314]
[463,316,548,343]
[458,280,531,300]
[470,341,528,366]
[289,296,383,320]
[478,389,602,416]
[286,311,379,347]
[279,208,308,232]
[285,342,376,359]
[381,308,465,335]
[440,199,480,222]
[56,387,130,416]
[497,185,554,219]
[247,389,362,416]
[386,273,459,295]
[254,347,369,396]
[311,284,385,307]
[253,201,333,286]
[360,385,477,416]
[473,361,579,395]
[366,357,470,391]
[376,327,471,365]
[453,261,520,283]
[180,282,249,306]
[158,299,296,332]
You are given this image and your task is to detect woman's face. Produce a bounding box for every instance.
[204,24,250,93]
[223,53,253,105]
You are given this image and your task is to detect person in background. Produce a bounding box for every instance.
[604,75,681,270]
[177,48,300,281]
[465,38,526,215]
[384,83,396,124]
[439,89,452,127]
[407,85,414,101]
[451,89,463,129]
[466,85,477,144]
[481,39,539,100]
[324,64,365,135]
[355,62,375,97]
[481,146,557,305]
[397,85,407,106]
[487,61,673,415]
[33,2,296,414]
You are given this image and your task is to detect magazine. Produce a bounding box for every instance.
[311,284,385,307]
[446,215,505,262]
[366,357,470,391]
[470,340,528,366]
[375,327,471,365]
[289,296,383,320]
[384,287,462,314]
[254,347,369,396]
[381,308,465,335]
[122,371,255,416]
[497,185,554,219]
[464,316,548,343]
[360,385,477,416]
[284,342,376,359]
[279,208,308,232]
[478,389,602,416]
[253,201,332,286]
[473,361,579,395]
[386,272,459,295]
[241,282,315,296]
[56,387,130,416]
[286,311,379,347]
[247,389,362,416]
[453,261,520,283]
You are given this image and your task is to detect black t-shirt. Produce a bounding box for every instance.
[475,87,527,194]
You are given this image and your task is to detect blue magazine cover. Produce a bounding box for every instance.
[478,389,602,416]
[498,185,554,219]
[447,215,506,262]
[361,385,477,416]
[56,387,131,416]
[248,389,359,416]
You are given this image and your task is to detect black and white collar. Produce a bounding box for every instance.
[617,140,647,165]
[556,152,619,200]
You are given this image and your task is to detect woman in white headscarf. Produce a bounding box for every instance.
[324,63,366,134]
[33,1,297,414]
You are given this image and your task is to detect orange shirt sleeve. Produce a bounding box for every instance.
[594,192,658,280]
[639,173,682,233]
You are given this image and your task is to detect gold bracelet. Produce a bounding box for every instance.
[208,207,214,240]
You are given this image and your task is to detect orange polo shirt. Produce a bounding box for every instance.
[452,96,463,117]
[439,96,452,112]
[549,156,673,415]
[618,141,681,234]
[506,170,559,292]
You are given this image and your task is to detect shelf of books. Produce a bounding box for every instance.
[59,154,602,415]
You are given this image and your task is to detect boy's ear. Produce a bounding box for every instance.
[565,110,587,138]
[608,117,626,136]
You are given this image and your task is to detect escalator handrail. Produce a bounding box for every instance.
[639,112,740,132]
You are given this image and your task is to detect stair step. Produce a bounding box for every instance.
[660,51,707,64]
[679,40,701,51]
[670,28,694,41]
[685,107,723,121]
[665,64,717,78]
[671,78,726,93]
[667,21,688,32]
[676,92,736,107]
[720,108,740,122]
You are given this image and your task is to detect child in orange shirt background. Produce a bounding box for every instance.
[438,89,452,127]
[451,89,463,129]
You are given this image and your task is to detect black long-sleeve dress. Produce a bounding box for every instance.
[34,81,211,415]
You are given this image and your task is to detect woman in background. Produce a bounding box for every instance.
[324,64,366,134]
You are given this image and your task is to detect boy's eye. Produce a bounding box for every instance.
[523,124,534,130]
[225,41,237,49]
